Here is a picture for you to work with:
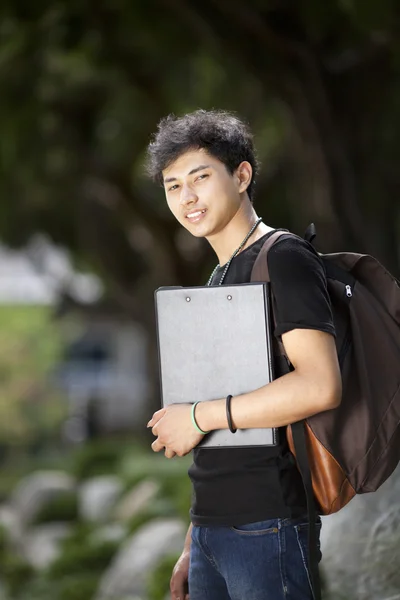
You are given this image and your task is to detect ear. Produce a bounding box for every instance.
[236,161,253,194]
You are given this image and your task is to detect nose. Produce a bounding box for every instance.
[180,183,198,207]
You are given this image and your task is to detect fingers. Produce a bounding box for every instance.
[170,567,187,599]
[170,583,185,600]
[170,589,189,600]
[151,438,165,453]
[147,408,166,428]
[152,439,176,457]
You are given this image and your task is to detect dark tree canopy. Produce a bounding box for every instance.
[1,0,399,318]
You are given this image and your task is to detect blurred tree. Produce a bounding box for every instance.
[0,0,399,318]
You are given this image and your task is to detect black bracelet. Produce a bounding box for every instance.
[226,395,237,433]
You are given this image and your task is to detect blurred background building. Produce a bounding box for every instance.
[0,238,149,444]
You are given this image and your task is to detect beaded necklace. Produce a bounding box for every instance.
[206,217,263,286]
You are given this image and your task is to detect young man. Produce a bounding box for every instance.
[146,110,341,600]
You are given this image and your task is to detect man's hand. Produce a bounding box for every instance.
[148,404,205,457]
[170,550,190,600]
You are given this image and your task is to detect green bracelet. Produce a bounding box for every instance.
[191,402,209,435]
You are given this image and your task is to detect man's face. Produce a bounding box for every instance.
[162,149,244,238]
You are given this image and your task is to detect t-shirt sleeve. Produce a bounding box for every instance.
[267,236,336,338]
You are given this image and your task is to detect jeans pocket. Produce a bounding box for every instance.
[294,521,323,583]
[230,519,279,536]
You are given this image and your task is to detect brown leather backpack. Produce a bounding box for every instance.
[251,224,400,516]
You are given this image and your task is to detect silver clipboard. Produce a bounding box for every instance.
[154,282,278,448]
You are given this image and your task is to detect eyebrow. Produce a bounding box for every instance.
[164,164,211,184]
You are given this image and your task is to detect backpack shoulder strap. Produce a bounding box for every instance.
[251,230,296,282]
[252,227,322,600]
[251,230,295,361]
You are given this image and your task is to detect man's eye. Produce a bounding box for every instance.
[168,184,179,192]
[197,174,208,181]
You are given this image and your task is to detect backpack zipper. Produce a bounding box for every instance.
[339,284,353,369]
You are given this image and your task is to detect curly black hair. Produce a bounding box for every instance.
[146,109,259,201]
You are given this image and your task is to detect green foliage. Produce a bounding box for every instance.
[0,553,35,597]
[47,539,118,580]
[17,572,100,600]
[147,552,181,600]
[31,490,78,525]
[0,448,71,503]
[0,469,26,503]
[0,523,35,596]
[120,452,192,522]
[70,439,130,481]
[1,523,120,600]
[60,522,96,551]
[120,452,192,489]
[0,524,7,556]
[0,519,116,599]
[125,496,177,536]
[50,573,100,600]
[158,473,191,523]
[0,305,67,449]
[55,574,100,600]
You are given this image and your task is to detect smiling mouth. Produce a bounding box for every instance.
[186,209,207,221]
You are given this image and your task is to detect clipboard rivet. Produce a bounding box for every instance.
[186,297,191,302]
[227,295,232,301]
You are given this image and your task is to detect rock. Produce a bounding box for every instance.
[0,504,24,548]
[358,505,400,599]
[78,476,123,523]
[320,464,400,600]
[95,518,185,600]
[11,471,75,528]
[90,523,127,545]
[114,480,160,522]
[23,522,72,569]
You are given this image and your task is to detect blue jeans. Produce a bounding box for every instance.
[189,516,322,600]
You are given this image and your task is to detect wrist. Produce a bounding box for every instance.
[195,399,227,432]
[191,402,209,434]
[192,401,210,433]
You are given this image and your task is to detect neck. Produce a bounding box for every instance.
[206,199,273,265]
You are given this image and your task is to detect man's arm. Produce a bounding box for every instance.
[149,237,341,455]
[149,327,342,457]
[196,327,342,432]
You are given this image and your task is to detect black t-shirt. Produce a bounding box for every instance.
[188,229,336,527]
